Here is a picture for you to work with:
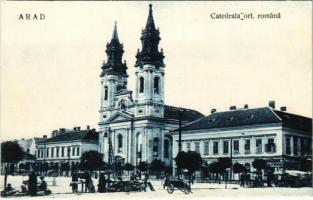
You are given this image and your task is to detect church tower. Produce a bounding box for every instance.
[99,22,128,122]
[134,4,165,117]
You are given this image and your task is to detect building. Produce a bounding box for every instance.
[171,102,312,178]
[36,126,99,169]
[17,137,45,156]
[16,137,45,169]
[98,4,204,168]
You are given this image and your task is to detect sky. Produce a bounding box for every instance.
[1,1,312,140]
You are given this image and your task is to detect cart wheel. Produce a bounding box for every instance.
[167,184,174,194]
[184,185,190,194]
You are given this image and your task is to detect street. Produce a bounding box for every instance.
[1,176,312,199]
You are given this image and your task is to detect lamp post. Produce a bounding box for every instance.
[176,108,183,177]
[230,138,233,181]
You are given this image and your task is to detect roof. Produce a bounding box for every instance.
[164,105,204,123]
[34,137,45,143]
[273,110,312,133]
[38,130,98,144]
[172,107,312,133]
[22,151,36,160]
[115,88,132,96]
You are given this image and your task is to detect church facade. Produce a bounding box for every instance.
[98,5,204,168]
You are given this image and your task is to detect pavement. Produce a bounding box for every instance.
[0,175,312,199]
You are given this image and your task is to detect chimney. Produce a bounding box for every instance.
[87,125,90,130]
[73,127,76,131]
[269,101,275,109]
[280,106,287,112]
[43,135,47,139]
[211,109,216,114]
[244,104,248,109]
[59,128,66,133]
[77,127,81,131]
[51,130,58,137]
[229,106,236,110]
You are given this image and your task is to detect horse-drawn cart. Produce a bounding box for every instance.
[165,178,191,194]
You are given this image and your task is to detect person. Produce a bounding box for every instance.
[143,173,149,191]
[130,173,137,181]
[144,173,149,187]
[266,171,273,187]
[86,173,95,193]
[192,173,195,184]
[98,173,107,193]
[163,173,170,189]
[1,183,18,197]
[240,173,245,187]
[37,176,47,191]
[28,170,37,196]
[37,176,51,195]
[71,171,78,193]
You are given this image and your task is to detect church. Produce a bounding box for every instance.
[98,4,204,169]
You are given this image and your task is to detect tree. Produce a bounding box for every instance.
[150,159,165,179]
[137,161,149,172]
[217,157,232,172]
[252,158,267,172]
[233,163,246,174]
[124,163,134,176]
[175,151,203,185]
[79,151,104,172]
[208,162,223,183]
[1,141,24,187]
[299,158,312,172]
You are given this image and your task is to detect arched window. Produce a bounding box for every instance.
[153,138,159,157]
[154,77,160,94]
[136,133,142,160]
[139,77,144,93]
[119,100,126,110]
[118,134,123,149]
[164,139,170,158]
[104,86,108,100]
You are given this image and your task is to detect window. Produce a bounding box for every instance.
[266,138,276,153]
[233,140,239,154]
[118,134,123,150]
[293,136,298,155]
[56,147,60,157]
[223,141,229,154]
[195,142,200,153]
[139,77,144,93]
[186,142,191,151]
[300,138,305,155]
[244,139,250,153]
[72,147,75,156]
[204,141,209,155]
[154,77,160,94]
[51,147,54,158]
[164,140,169,158]
[41,150,44,158]
[213,141,219,154]
[256,139,262,153]
[76,146,80,156]
[286,137,291,155]
[46,148,49,158]
[37,150,40,158]
[67,147,71,157]
[61,147,65,157]
[136,133,142,159]
[104,86,108,100]
[153,138,159,157]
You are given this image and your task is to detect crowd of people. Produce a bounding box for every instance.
[70,171,150,193]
